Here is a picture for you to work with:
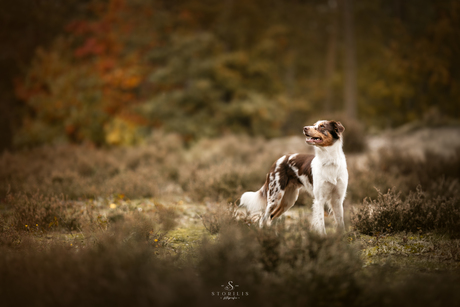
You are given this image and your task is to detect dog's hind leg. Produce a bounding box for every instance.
[271,185,300,218]
[261,184,300,227]
[260,170,283,227]
[260,189,285,227]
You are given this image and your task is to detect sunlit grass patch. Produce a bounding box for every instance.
[357,232,460,271]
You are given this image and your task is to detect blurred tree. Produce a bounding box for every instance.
[357,0,460,127]
[11,0,460,147]
[343,0,357,120]
[324,0,339,114]
[15,0,149,146]
[142,31,285,139]
[0,0,88,151]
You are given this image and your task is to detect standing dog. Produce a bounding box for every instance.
[239,120,347,234]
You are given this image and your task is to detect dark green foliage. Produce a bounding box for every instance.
[143,33,285,139]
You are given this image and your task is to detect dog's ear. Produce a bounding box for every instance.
[336,121,345,133]
[331,121,345,133]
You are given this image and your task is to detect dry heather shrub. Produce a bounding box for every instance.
[359,268,460,307]
[152,202,179,231]
[351,187,460,236]
[181,134,313,202]
[3,192,82,232]
[2,206,460,306]
[181,135,282,201]
[200,202,243,234]
[347,159,401,203]
[0,132,185,199]
[0,132,315,203]
[197,220,362,306]
[186,161,267,201]
[184,134,264,165]
[347,147,460,203]
[375,147,460,197]
[86,212,172,251]
[0,214,200,307]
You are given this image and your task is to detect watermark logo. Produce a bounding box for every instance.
[211,281,249,300]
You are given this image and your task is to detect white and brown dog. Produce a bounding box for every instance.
[239,120,347,234]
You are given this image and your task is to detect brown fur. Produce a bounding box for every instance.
[304,120,345,147]
[290,154,314,185]
[305,128,334,147]
[270,182,300,219]
[258,154,315,220]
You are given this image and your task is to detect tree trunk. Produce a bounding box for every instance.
[324,1,339,114]
[342,0,357,119]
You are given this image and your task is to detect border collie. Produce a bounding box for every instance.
[239,120,347,234]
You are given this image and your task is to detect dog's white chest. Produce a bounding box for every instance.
[312,159,347,186]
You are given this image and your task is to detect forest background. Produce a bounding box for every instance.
[1,0,459,150]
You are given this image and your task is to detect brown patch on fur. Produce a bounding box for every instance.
[260,154,315,200]
[309,128,334,147]
[260,153,317,221]
[291,154,314,185]
[304,120,345,147]
[323,120,345,139]
[269,182,299,219]
[320,134,335,147]
[330,120,345,133]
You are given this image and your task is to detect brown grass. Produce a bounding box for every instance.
[1,131,460,306]
[1,194,460,307]
[351,187,460,237]
[0,132,310,204]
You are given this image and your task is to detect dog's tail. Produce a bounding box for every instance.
[239,175,268,221]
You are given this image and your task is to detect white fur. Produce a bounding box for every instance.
[308,120,348,234]
[240,189,266,222]
[310,138,347,234]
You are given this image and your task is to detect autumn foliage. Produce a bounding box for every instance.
[14,0,460,146]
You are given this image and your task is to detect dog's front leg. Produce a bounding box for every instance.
[311,182,334,235]
[311,198,327,234]
[331,195,345,231]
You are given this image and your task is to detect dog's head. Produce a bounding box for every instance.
[303,120,345,147]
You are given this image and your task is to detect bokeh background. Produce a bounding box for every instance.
[1,0,459,151]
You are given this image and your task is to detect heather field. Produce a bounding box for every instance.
[1,127,460,306]
[2,1,460,305]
